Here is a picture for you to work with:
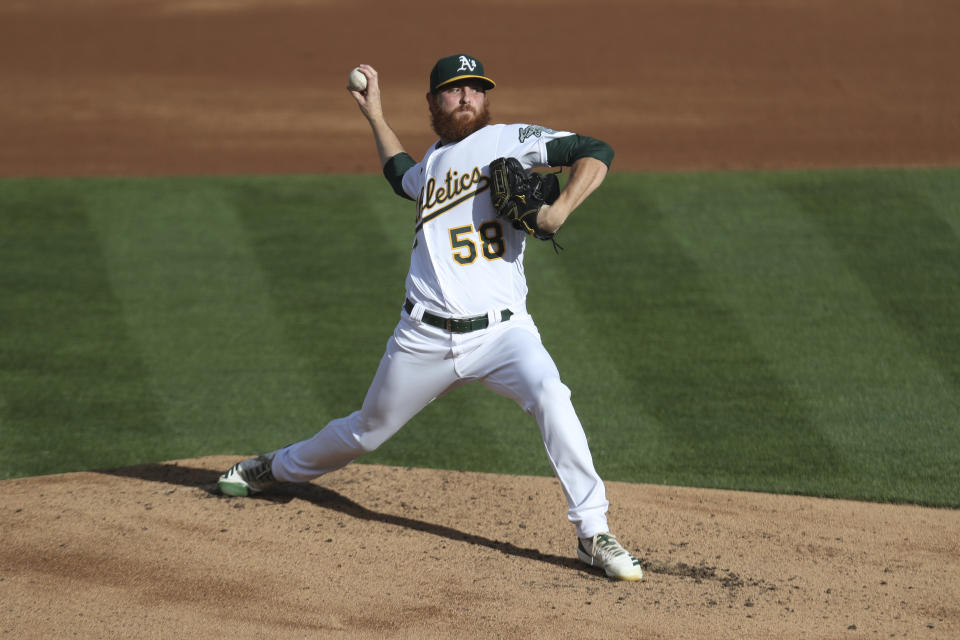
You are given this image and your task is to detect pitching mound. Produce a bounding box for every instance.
[2,457,957,638]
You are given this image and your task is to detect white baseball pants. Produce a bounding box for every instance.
[271,308,610,539]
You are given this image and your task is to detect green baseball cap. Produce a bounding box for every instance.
[429,54,496,93]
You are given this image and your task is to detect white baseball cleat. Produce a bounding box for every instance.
[577,532,644,581]
[218,452,277,497]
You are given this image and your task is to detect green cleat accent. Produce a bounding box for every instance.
[217,453,277,496]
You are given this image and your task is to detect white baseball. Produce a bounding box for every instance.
[348,67,367,92]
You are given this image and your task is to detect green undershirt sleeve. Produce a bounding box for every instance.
[545,135,615,169]
[383,152,417,200]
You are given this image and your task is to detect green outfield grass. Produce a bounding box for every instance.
[2,169,958,506]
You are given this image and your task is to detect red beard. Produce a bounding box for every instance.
[429,101,491,143]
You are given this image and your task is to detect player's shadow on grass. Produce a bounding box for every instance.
[99,461,585,575]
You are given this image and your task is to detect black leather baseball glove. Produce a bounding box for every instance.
[489,157,561,242]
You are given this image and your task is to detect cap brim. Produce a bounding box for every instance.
[434,75,496,91]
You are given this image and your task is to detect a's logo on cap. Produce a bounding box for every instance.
[457,55,477,72]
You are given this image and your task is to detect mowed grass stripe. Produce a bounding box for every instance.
[84,178,325,455]
[228,177,407,424]
[780,171,960,503]
[2,170,958,506]
[538,175,843,495]
[0,181,163,478]
[523,195,672,483]
[783,170,960,390]
[648,171,959,503]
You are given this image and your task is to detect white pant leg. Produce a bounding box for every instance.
[463,319,610,539]
[273,325,458,482]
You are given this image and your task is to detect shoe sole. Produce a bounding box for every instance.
[610,568,643,582]
[218,479,251,497]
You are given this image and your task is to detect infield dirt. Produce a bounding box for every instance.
[2,1,959,638]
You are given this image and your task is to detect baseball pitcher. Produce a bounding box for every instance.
[218,54,642,581]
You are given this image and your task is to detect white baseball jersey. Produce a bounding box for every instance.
[269,121,613,542]
[400,123,574,317]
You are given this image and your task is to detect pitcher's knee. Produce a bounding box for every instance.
[528,377,572,413]
[353,421,393,453]
[337,410,396,454]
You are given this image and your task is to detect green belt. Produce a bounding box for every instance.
[404,299,513,333]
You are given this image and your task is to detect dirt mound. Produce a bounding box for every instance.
[2,457,957,638]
